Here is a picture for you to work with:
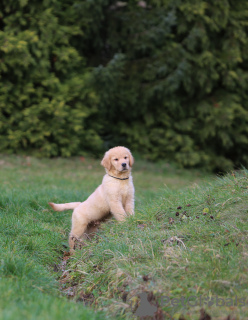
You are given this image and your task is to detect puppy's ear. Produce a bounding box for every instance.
[101,151,112,171]
[129,151,134,167]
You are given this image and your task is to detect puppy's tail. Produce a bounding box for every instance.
[48,202,81,212]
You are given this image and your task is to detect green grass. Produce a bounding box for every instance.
[66,170,248,320]
[0,155,108,320]
[1,155,247,319]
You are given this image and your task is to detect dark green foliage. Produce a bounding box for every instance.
[1,0,248,169]
[93,0,248,170]
[0,0,102,157]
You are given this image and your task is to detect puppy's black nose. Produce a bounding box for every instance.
[122,163,127,168]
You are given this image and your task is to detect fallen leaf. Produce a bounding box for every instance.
[142,275,150,281]
[199,308,211,320]
[77,291,94,305]
[169,217,174,224]
[222,316,237,320]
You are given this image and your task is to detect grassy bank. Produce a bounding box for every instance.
[2,155,247,319]
[0,155,208,319]
[62,165,248,319]
[0,155,109,320]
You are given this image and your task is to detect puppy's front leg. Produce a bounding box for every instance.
[109,201,127,222]
[124,196,134,216]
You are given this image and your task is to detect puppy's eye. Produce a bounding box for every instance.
[114,158,118,161]
[124,156,128,159]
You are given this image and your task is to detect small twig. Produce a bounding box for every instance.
[174,236,187,249]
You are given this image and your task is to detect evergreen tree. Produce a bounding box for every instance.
[0,0,102,157]
[1,0,248,170]
[92,0,248,169]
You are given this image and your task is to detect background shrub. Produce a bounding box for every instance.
[1,0,248,170]
[0,0,102,157]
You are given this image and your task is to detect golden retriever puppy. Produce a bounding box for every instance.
[49,146,135,251]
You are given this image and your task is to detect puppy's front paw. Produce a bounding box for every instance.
[69,235,86,252]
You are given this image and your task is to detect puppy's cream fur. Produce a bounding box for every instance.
[49,146,135,251]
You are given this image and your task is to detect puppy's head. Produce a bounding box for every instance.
[101,146,134,174]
